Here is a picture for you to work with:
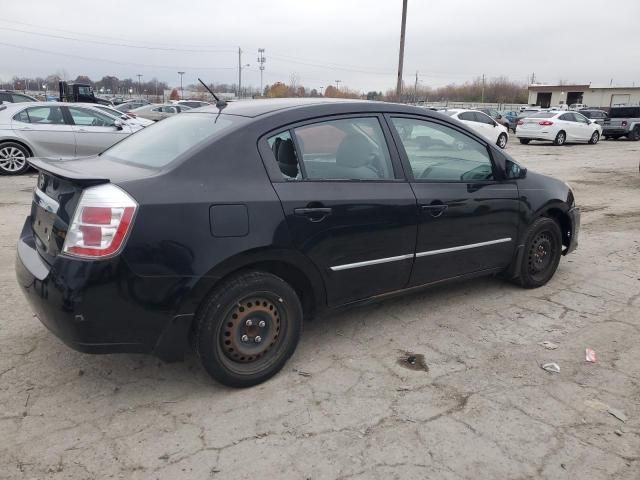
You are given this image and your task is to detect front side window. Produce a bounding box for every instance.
[67,107,115,127]
[11,94,33,103]
[475,112,495,125]
[268,117,395,181]
[391,117,494,182]
[23,106,65,125]
[574,113,589,124]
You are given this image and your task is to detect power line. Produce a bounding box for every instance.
[0,25,235,53]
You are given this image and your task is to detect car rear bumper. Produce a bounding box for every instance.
[602,127,629,135]
[15,217,192,361]
[566,207,580,254]
[516,129,556,141]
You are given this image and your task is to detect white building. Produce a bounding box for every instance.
[527,84,640,108]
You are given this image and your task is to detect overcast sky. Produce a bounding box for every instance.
[1,0,639,92]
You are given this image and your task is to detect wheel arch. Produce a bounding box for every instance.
[0,138,34,157]
[538,206,572,253]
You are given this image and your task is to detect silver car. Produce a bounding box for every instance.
[130,103,191,122]
[0,102,137,175]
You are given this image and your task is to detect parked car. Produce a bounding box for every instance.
[114,99,150,113]
[475,108,510,130]
[440,109,509,148]
[15,99,580,387]
[130,103,191,121]
[499,111,519,132]
[0,90,38,104]
[602,106,640,141]
[77,103,155,129]
[0,102,137,175]
[514,108,547,131]
[516,111,602,145]
[569,103,587,111]
[579,109,609,127]
[175,100,211,109]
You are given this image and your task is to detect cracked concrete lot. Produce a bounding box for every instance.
[1,140,639,479]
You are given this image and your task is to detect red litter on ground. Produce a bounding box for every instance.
[585,348,597,363]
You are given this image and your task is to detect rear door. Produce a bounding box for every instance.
[387,115,519,286]
[66,106,131,156]
[11,106,76,158]
[260,115,418,306]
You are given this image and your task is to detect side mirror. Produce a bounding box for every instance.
[114,119,124,130]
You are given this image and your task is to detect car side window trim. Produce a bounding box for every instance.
[383,113,502,184]
[258,113,407,183]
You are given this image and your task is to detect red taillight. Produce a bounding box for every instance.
[63,184,137,259]
[538,120,554,126]
[517,120,524,125]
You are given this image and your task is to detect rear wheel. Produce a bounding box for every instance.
[553,131,566,146]
[0,142,30,175]
[196,271,303,387]
[519,138,531,145]
[628,126,640,141]
[588,131,600,144]
[515,217,563,288]
[497,133,508,149]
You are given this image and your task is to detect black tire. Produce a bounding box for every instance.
[496,133,508,149]
[611,135,622,140]
[519,138,531,145]
[553,131,566,146]
[0,142,30,175]
[603,135,610,140]
[588,131,600,144]
[628,126,640,141]
[516,217,563,289]
[196,271,303,388]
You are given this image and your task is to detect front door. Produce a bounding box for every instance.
[66,106,131,156]
[387,115,520,286]
[262,115,418,306]
[11,106,76,158]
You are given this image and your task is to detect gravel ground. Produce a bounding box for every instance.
[1,138,639,479]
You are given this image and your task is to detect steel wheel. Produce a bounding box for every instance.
[515,217,563,288]
[0,145,28,174]
[527,231,555,281]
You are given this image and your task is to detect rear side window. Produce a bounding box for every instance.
[18,106,65,124]
[559,113,575,121]
[269,117,395,181]
[13,109,30,123]
[458,112,475,121]
[104,113,240,168]
[11,94,33,103]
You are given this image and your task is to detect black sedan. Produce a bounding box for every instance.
[16,98,580,387]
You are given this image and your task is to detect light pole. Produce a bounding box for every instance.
[396,0,408,98]
[257,48,266,95]
[128,88,133,98]
[320,86,324,96]
[178,71,185,100]
[42,84,47,100]
[335,80,341,90]
[136,74,143,97]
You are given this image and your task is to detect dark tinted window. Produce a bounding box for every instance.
[458,112,476,121]
[609,107,640,118]
[559,113,575,121]
[293,117,395,180]
[0,92,10,103]
[104,112,240,168]
[391,117,494,182]
[11,94,34,103]
[475,112,495,124]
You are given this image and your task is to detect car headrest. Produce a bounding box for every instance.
[336,134,372,168]
[276,138,298,178]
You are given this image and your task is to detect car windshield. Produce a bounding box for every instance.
[529,113,556,118]
[103,113,242,168]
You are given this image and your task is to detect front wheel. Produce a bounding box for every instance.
[519,138,531,145]
[0,142,30,175]
[515,217,563,288]
[628,126,640,141]
[588,131,600,144]
[496,133,508,149]
[553,131,566,146]
[196,271,303,387]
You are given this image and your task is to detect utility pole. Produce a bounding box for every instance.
[257,48,266,95]
[136,74,143,97]
[320,86,324,96]
[238,47,242,98]
[177,71,185,99]
[396,0,408,98]
[481,73,485,104]
[335,80,341,90]
[414,71,418,102]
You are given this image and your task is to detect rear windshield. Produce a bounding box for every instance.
[529,112,556,118]
[103,112,241,168]
[609,107,640,118]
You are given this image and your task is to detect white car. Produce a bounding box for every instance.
[516,111,602,146]
[440,109,509,149]
[75,103,154,129]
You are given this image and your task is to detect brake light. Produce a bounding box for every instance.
[517,120,524,125]
[63,184,137,258]
[538,120,554,126]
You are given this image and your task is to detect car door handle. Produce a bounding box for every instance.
[294,207,332,222]
[422,204,448,218]
[77,128,88,133]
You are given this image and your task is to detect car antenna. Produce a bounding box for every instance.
[198,78,227,110]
